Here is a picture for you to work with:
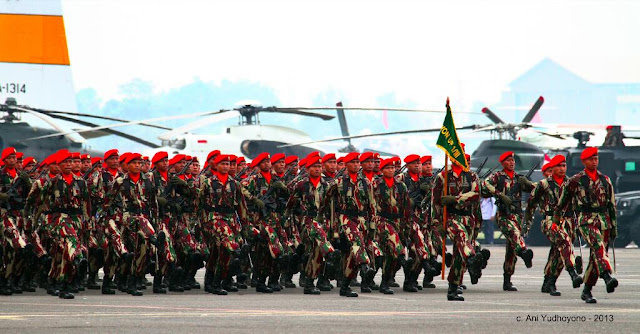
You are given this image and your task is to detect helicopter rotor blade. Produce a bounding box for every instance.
[481,107,505,124]
[260,107,335,120]
[521,96,545,123]
[9,106,84,143]
[335,102,352,145]
[277,125,478,148]
[157,112,239,140]
[269,106,481,114]
[36,109,173,130]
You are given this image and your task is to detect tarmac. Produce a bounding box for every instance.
[0,246,638,334]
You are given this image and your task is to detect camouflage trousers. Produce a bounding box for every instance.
[338,215,370,279]
[172,215,197,266]
[541,217,576,277]
[153,216,176,276]
[103,214,128,279]
[301,216,334,279]
[446,215,475,286]
[202,213,241,279]
[376,217,406,278]
[580,224,612,286]
[253,219,284,278]
[1,211,27,279]
[48,213,82,283]
[123,214,155,277]
[497,213,528,275]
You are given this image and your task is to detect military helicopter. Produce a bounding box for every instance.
[0,97,171,159]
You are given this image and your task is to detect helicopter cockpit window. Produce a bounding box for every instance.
[170,139,186,150]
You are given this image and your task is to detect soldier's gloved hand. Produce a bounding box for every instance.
[157,196,168,207]
[252,197,265,209]
[498,194,512,206]
[441,195,457,206]
[518,176,533,188]
[171,176,187,187]
[0,192,8,202]
[420,183,430,191]
[271,181,287,192]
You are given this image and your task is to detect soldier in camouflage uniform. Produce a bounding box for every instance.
[286,155,335,294]
[357,152,382,292]
[35,151,91,299]
[432,157,484,301]
[0,147,33,295]
[103,153,160,296]
[199,155,249,295]
[553,147,618,304]
[418,155,444,289]
[526,155,583,297]
[483,151,535,291]
[324,152,376,297]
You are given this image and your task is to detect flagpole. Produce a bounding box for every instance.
[442,154,448,280]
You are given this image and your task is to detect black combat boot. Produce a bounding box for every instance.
[46,278,57,296]
[236,273,248,289]
[222,277,238,292]
[423,274,436,289]
[304,278,321,295]
[101,276,116,295]
[403,273,418,292]
[421,259,438,277]
[9,276,22,294]
[548,275,561,296]
[316,275,332,291]
[379,275,394,295]
[211,275,228,295]
[601,271,618,293]
[127,275,143,296]
[444,252,453,267]
[517,248,534,268]
[430,258,442,276]
[480,248,491,266]
[575,255,583,274]
[117,274,128,292]
[153,274,166,294]
[268,275,282,292]
[447,283,464,301]
[0,277,12,296]
[567,267,583,288]
[297,272,306,288]
[467,253,484,285]
[541,275,550,293]
[86,271,100,290]
[339,278,358,297]
[581,284,597,303]
[19,273,36,292]
[503,273,518,291]
[204,270,214,293]
[58,282,75,299]
[256,276,273,293]
[168,265,184,292]
[359,264,375,293]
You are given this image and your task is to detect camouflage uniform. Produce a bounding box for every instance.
[149,170,179,290]
[554,170,618,302]
[432,168,483,301]
[419,172,445,288]
[199,173,248,294]
[483,170,534,289]
[286,175,334,293]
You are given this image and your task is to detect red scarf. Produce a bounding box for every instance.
[129,173,140,184]
[552,175,564,186]
[324,171,336,178]
[62,172,74,185]
[73,171,81,177]
[585,168,598,182]
[260,170,272,184]
[422,172,432,178]
[364,170,374,181]
[217,172,228,185]
[276,172,285,178]
[107,167,119,178]
[159,170,168,182]
[348,172,358,183]
[504,169,515,179]
[384,176,394,188]
[48,173,57,179]
[451,164,463,176]
[309,176,320,188]
[409,171,419,182]
[5,168,16,178]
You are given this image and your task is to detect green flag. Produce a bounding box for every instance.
[436,97,469,171]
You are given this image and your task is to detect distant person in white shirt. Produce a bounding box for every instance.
[481,197,497,245]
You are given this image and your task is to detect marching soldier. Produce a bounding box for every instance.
[553,147,618,303]
[358,152,382,292]
[526,155,583,297]
[483,151,535,291]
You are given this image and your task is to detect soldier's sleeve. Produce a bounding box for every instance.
[285,180,302,214]
[197,178,208,214]
[553,176,578,218]
[81,180,91,221]
[431,173,444,227]
[482,172,502,197]
[401,183,411,221]
[526,179,544,217]
[456,174,480,205]
[23,179,41,216]
[240,176,257,201]
[103,177,123,210]
[605,176,616,227]
[235,180,249,222]
[366,180,377,219]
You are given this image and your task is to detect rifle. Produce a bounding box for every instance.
[500,161,540,215]
[480,165,498,179]
[395,165,407,176]
[83,160,102,179]
[4,162,42,210]
[162,160,194,209]
[475,157,489,175]
[335,167,347,178]
[234,166,249,180]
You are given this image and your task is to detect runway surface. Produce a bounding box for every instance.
[1,246,638,333]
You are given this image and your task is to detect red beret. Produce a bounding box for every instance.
[337,156,344,164]
[390,156,401,163]
[191,156,199,163]
[169,154,186,166]
[81,154,91,160]
[152,151,168,163]
[185,155,192,161]
[251,152,270,168]
[1,147,17,160]
[580,147,598,160]
[298,157,308,167]
[379,158,394,169]
[499,151,514,162]
[359,152,374,162]
[322,153,336,163]
[125,153,142,164]
[22,157,36,169]
[16,152,24,159]
[71,152,81,159]
[541,163,550,172]
[285,155,299,165]
[343,152,360,163]
[119,152,131,163]
[305,151,321,161]
[420,156,432,164]
[104,149,119,160]
[90,157,103,165]
[236,156,246,164]
[465,154,471,161]
[52,149,69,164]
[606,125,613,130]
[548,155,566,169]
[306,156,322,168]
[404,154,420,164]
[373,153,381,160]
[141,156,149,161]
[214,154,230,164]
[42,155,53,166]
[207,150,221,162]
[226,155,236,163]
[56,151,72,164]
[270,153,286,164]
